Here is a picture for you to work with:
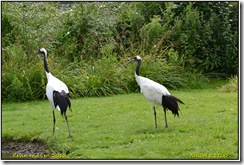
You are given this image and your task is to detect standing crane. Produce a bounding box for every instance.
[128,55,184,128]
[38,48,72,138]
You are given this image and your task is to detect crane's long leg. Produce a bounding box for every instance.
[163,108,168,128]
[52,108,56,135]
[153,106,157,128]
[64,113,72,138]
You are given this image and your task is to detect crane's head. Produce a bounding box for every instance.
[38,48,48,58]
[127,55,142,64]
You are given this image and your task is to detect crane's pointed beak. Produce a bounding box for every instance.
[37,49,42,54]
[126,59,135,65]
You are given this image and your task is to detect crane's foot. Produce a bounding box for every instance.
[68,133,72,138]
[165,124,168,128]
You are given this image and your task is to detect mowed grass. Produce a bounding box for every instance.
[2,88,239,160]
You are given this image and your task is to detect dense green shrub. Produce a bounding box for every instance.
[55,2,120,61]
[2,2,62,61]
[192,2,238,75]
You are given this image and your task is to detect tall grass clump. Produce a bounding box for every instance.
[51,51,131,98]
[218,75,238,93]
[135,55,186,89]
[2,45,46,102]
[1,44,209,102]
[182,71,209,89]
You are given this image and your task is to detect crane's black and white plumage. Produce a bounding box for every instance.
[38,48,72,138]
[128,55,184,128]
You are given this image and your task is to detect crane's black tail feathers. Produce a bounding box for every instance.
[53,90,71,117]
[162,95,184,117]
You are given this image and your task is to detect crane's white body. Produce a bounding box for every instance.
[135,73,170,106]
[38,48,72,137]
[45,72,69,111]
[129,55,183,128]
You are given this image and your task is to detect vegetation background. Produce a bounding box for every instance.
[1,1,239,160]
[2,2,238,101]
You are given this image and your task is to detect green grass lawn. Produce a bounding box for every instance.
[2,88,239,160]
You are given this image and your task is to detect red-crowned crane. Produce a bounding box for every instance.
[38,48,72,138]
[128,55,184,128]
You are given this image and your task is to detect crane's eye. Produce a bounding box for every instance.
[134,55,141,60]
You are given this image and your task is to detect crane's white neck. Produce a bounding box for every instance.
[135,72,140,84]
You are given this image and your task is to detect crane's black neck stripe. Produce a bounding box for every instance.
[136,60,141,76]
[44,53,49,73]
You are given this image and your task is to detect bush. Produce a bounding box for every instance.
[2,2,62,61]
